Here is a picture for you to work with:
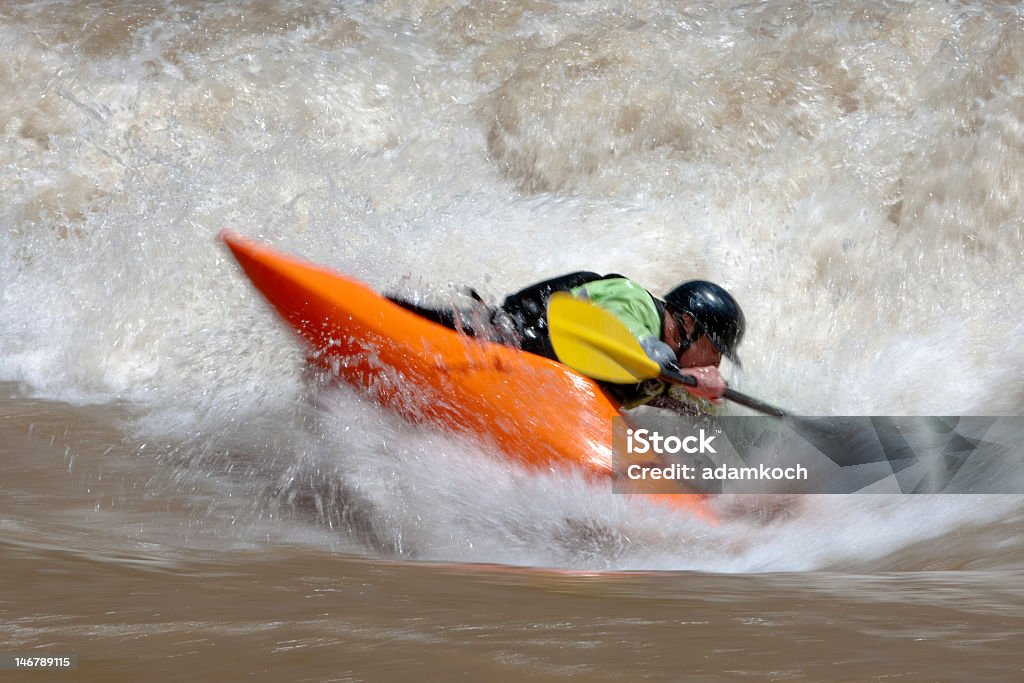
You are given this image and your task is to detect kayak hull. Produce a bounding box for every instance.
[220,231,711,514]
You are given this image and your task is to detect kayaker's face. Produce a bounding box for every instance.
[679,334,722,368]
[664,311,722,368]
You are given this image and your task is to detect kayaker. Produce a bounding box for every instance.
[389,274,744,414]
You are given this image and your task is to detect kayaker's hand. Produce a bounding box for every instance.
[640,336,676,370]
[680,366,726,404]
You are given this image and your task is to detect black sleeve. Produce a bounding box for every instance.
[500,271,604,319]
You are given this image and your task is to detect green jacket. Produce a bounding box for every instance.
[570,277,663,340]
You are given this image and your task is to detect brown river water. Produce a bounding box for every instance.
[3,388,1024,681]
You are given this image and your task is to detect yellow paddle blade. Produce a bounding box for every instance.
[547,292,662,383]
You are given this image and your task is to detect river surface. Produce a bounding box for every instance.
[3,1,1024,680]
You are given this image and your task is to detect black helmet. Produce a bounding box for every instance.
[663,280,745,365]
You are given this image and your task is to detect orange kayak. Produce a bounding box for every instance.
[221,231,711,516]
